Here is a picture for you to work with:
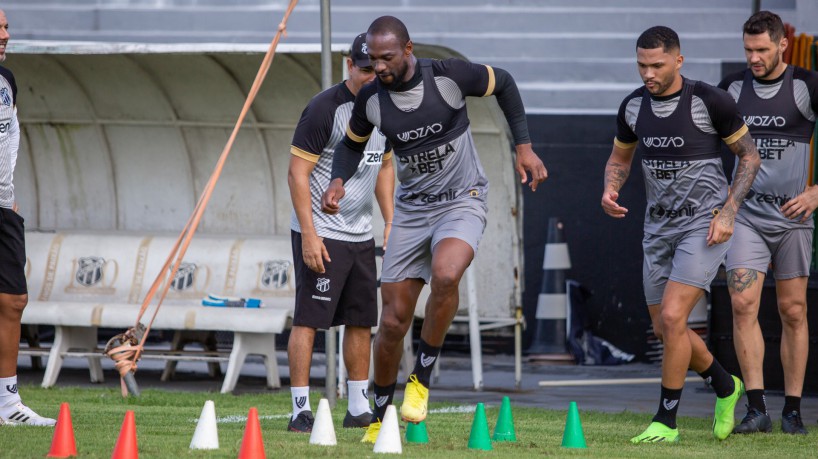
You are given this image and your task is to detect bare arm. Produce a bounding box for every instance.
[375,155,395,250]
[707,131,761,245]
[288,155,330,273]
[601,143,636,218]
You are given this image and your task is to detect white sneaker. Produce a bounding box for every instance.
[0,401,56,426]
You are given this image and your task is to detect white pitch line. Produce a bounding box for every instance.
[538,376,699,387]
[190,405,476,424]
[429,405,476,414]
[189,414,292,424]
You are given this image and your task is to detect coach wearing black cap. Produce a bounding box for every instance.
[350,32,372,68]
[284,33,394,433]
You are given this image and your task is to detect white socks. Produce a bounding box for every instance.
[291,381,371,419]
[0,376,20,407]
[347,380,372,416]
[0,375,56,426]
[290,386,311,420]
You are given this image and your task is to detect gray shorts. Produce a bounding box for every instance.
[725,221,813,280]
[643,227,730,305]
[381,201,487,284]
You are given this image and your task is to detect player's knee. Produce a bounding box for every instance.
[730,293,758,318]
[379,311,411,340]
[429,270,460,294]
[659,308,686,334]
[778,299,807,327]
[287,326,316,351]
[0,294,27,319]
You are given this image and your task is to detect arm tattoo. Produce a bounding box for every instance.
[605,161,630,192]
[724,132,761,218]
[727,269,758,293]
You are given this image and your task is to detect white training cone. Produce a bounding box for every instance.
[309,398,337,446]
[190,400,219,450]
[373,405,402,454]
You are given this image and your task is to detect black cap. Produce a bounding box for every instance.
[349,33,371,69]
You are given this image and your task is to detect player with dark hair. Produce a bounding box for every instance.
[719,10,818,435]
[322,15,547,443]
[602,25,760,443]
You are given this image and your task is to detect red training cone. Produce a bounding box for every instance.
[237,407,266,459]
[111,410,138,459]
[47,402,77,458]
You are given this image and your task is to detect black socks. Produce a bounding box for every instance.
[652,385,683,429]
[371,381,396,422]
[698,359,735,398]
[746,389,768,414]
[411,338,442,387]
[783,395,801,414]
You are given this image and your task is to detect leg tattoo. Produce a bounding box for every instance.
[728,269,758,293]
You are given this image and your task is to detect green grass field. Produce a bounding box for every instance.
[1,385,815,458]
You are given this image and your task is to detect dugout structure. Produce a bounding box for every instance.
[9,41,525,388]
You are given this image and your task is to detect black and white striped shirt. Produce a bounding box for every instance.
[0,66,17,209]
[290,81,390,241]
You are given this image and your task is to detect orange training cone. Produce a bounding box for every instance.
[111,410,138,459]
[47,402,77,458]
[237,407,266,459]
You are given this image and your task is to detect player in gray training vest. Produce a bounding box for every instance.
[602,26,761,443]
[321,15,547,443]
[719,11,818,436]
[0,9,56,427]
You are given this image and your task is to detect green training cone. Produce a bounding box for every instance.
[561,401,587,449]
[406,420,429,444]
[492,396,517,442]
[468,403,493,451]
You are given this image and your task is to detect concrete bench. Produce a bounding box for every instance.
[19,231,295,393]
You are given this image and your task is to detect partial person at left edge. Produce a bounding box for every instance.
[0,9,57,427]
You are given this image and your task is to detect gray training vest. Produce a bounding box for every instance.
[377,58,488,210]
[635,79,728,235]
[736,65,815,231]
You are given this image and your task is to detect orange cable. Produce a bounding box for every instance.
[106,0,300,392]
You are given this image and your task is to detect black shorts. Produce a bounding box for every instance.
[0,207,27,295]
[291,231,377,329]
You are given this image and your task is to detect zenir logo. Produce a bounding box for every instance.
[744,189,791,206]
[365,151,384,164]
[649,204,697,219]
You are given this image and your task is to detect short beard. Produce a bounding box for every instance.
[756,53,781,79]
[379,60,410,91]
[645,75,676,96]
[378,74,400,90]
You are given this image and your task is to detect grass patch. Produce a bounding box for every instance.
[1,385,816,458]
